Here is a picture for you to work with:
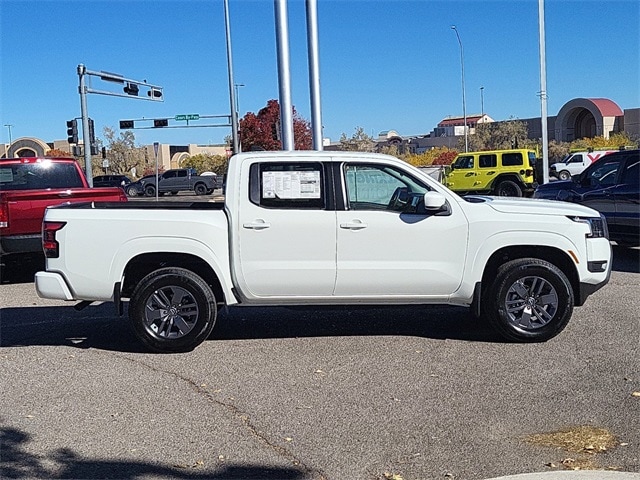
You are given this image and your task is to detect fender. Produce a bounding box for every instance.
[112,235,237,305]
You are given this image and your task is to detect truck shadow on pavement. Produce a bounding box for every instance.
[0,302,500,353]
[0,427,308,479]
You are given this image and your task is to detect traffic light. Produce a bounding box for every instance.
[67,119,78,144]
[119,120,134,129]
[147,88,162,99]
[123,82,139,96]
[153,119,169,128]
[88,118,96,145]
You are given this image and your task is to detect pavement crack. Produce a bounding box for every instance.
[107,352,328,480]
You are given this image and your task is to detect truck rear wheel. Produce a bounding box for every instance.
[494,180,522,197]
[482,258,574,342]
[194,183,207,195]
[129,267,217,353]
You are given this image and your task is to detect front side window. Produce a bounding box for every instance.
[249,162,325,209]
[586,160,621,187]
[453,155,474,169]
[502,152,523,166]
[621,158,639,185]
[344,164,428,212]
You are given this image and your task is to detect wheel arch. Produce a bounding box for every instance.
[480,245,580,305]
[489,174,526,190]
[121,252,226,305]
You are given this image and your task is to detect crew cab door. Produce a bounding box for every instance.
[235,160,336,298]
[334,162,468,297]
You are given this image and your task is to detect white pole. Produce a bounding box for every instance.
[538,0,550,184]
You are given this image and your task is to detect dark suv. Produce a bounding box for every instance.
[534,149,639,246]
[93,174,132,189]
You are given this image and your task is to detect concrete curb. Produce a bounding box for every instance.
[486,471,640,480]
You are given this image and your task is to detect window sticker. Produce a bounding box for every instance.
[0,168,14,183]
[262,170,321,199]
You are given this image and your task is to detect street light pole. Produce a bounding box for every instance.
[4,124,13,145]
[451,25,468,153]
[224,0,239,155]
[480,86,485,119]
[234,83,244,152]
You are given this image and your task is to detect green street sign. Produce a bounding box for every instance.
[175,114,200,121]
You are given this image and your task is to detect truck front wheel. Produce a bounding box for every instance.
[482,258,574,342]
[129,267,217,353]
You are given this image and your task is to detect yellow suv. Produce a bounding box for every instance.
[443,149,538,197]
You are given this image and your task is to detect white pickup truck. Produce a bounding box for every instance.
[35,151,612,352]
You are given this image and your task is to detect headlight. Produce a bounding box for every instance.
[569,215,609,239]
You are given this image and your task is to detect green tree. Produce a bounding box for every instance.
[466,120,530,151]
[570,132,638,151]
[102,127,147,178]
[337,126,375,152]
[181,154,229,175]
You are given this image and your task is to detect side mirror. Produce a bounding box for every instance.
[423,191,447,210]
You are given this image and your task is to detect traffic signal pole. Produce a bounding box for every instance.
[75,63,163,187]
[78,64,93,186]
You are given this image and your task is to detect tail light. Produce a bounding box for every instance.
[42,221,66,258]
[525,169,533,177]
[0,201,8,228]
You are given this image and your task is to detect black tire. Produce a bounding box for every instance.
[558,170,572,181]
[494,180,522,197]
[194,183,207,195]
[126,185,139,197]
[482,258,574,342]
[129,267,217,353]
[170,191,178,195]
[144,185,156,197]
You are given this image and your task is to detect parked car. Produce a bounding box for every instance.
[534,149,639,246]
[125,175,155,197]
[138,168,218,197]
[93,174,132,189]
[0,157,127,262]
[549,150,615,180]
[442,149,538,197]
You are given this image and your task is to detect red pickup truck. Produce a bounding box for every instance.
[0,157,127,262]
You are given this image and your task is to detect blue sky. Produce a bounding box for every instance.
[1,0,638,148]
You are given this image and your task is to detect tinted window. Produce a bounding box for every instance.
[0,161,83,190]
[454,155,474,169]
[501,152,523,166]
[249,162,325,209]
[586,159,621,187]
[479,154,497,168]
[163,171,177,179]
[622,159,639,185]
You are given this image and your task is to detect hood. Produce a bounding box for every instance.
[536,179,574,191]
[463,195,600,217]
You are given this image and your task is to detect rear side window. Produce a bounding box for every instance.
[249,162,326,209]
[0,161,84,190]
[478,154,497,168]
[501,152,523,166]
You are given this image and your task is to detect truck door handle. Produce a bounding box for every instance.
[465,172,476,177]
[243,220,271,230]
[340,220,368,230]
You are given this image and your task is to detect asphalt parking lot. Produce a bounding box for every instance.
[0,246,638,480]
